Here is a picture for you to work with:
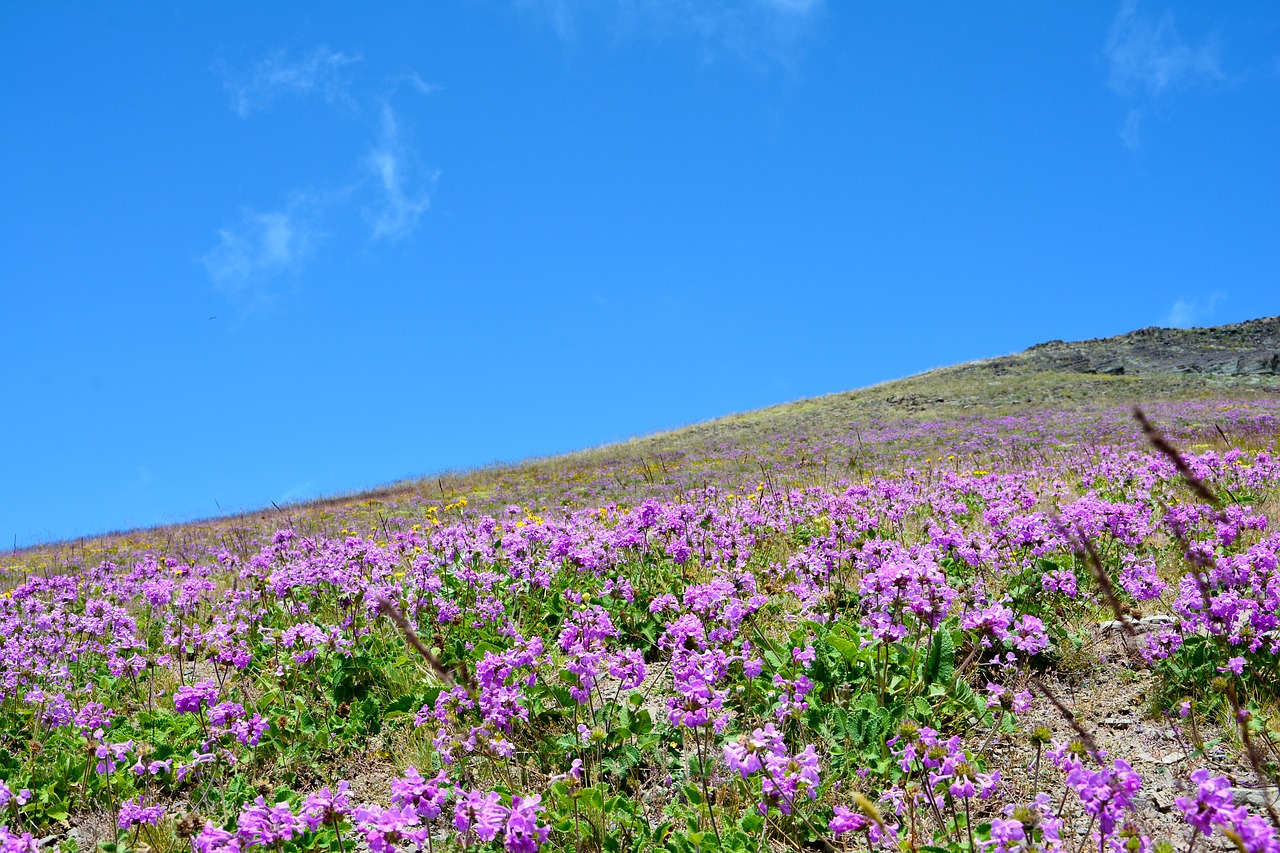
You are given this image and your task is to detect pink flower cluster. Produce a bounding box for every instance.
[722,723,821,815]
[190,770,550,853]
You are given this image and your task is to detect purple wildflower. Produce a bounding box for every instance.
[118,796,165,828]
[173,681,219,715]
[503,794,550,853]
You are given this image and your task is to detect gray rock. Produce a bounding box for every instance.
[1232,786,1280,810]
[1150,768,1176,791]
[1016,317,1280,378]
[1099,614,1177,635]
[1152,790,1178,813]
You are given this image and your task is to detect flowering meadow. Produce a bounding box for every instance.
[3,400,1280,853]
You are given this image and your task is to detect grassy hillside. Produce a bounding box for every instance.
[10,319,1279,577]
[2,320,1280,853]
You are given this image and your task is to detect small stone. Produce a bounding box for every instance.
[1102,716,1132,729]
[1098,615,1177,635]
[1161,752,1186,765]
[1231,787,1280,810]
[1152,790,1178,813]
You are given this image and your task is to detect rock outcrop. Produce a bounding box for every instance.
[987,316,1280,378]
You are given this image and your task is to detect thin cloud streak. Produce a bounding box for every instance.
[1161,293,1225,329]
[1106,1,1220,98]
[220,45,362,118]
[392,71,443,97]
[517,0,824,64]
[363,104,436,242]
[1105,1,1222,150]
[204,47,440,303]
[759,0,821,14]
[1119,107,1145,151]
[201,204,317,299]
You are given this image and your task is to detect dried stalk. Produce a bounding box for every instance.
[376,597,470,690]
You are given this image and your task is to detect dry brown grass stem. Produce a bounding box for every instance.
[1133,407,1224,511]
[1224,681,1280,830]
[1056,518,1140,649]
[376,597,470,691]
[1133,409,1227,634]
[1137,408,1280,830]
[1028,676,1104,765]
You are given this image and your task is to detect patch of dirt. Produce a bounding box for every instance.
[982,625,1267,849]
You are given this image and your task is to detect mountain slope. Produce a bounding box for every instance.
[10,317,1280,562]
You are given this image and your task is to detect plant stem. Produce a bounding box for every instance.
[964,795,975,853]
[694,728,723,847]
[332,815,347,853]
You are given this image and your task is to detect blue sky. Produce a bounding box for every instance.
[2,1,1278,546]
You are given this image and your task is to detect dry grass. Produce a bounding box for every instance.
[7,360,1279,579]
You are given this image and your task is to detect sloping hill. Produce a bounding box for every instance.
[10,317,1280,565]
[4,318,1280,853]
[548,316,1280,465]
[1017,316,1280,377]
[735,315,1280,422]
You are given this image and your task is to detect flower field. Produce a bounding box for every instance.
[3,400,1280,853]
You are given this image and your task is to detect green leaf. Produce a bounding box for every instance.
[845,713,863,742]
[827,634,863,666]
[583,786,605,811]
[864,712,882,747]
[630,709,653,735]
[923,628,956,686]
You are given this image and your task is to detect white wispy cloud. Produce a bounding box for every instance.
[391,71,443,97]
[759,0,821,14]
[363,104,436,242]
[1107,2,1220,97]
[1161,292,1225,328]
[1119,108,1145,150]
[279,481,315,503]
[201,204,317,299]
[518,0,578,40]
[1105,1,1222,149]
[517,0,824,64]
[221,45,362,117]
[205,47,441,303]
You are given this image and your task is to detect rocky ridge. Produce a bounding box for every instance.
[997,316,1280,378]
